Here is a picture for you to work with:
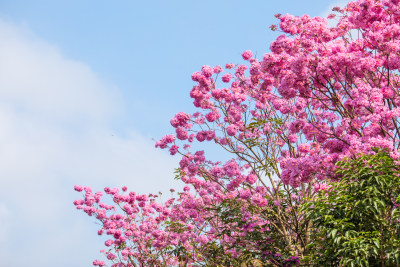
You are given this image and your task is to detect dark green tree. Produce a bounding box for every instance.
[303,150,400,266]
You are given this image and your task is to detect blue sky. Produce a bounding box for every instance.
[0,1,349,266]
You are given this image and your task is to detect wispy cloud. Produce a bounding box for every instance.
[0,19,181,267]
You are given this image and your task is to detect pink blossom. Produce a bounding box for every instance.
[288,134,298,143]
[169,145,179,155]
[213,66,223,74]
[196,235,209,245]
[201,65,214,78]
[226,124,238,136]
[205,111,220,122]
[93,260,105,266]
[74,185,83,192]
[382,86,394,99]
[242,50,253,60]
[84,186,92,193]
[105,239,113,247]
[221,73,232,83]
[176,127,189,140]
[225,63,235,69]
[298,143,310,153]
[313,183,329,192]
[246,173,257,184]
[170,112,190,128]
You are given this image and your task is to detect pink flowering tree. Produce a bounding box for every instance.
[74,0,400,265]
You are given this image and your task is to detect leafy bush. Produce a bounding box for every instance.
[304,150,400,266]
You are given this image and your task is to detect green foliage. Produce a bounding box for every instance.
[174,167,185,180]
[303,150,400,266]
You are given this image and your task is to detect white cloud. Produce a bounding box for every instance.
[0,19,181,267]
[0,202,11,250]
